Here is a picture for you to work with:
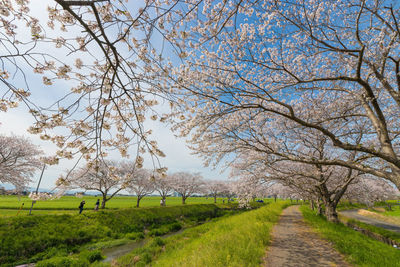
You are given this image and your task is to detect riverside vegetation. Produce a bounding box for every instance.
[301,205,400,267]
[0,203,243,266]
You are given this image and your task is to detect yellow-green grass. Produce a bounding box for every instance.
[115,201,289,267]
[0,195,234,216]
[381,205,400,217]
[301,205,400,267]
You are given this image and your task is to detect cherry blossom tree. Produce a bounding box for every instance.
[226,118,367,222]
[205,180,228,203]
[123,166,155,208]
[68,160,128,208]
[153,173,174,206]
[171,172,204,204]
[163,0,400,191]
[0,134,43,189]
[345,176,400,209]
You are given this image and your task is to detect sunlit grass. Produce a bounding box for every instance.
[381,205,400,218]
[0,195,234,216]
[115,201,289,267]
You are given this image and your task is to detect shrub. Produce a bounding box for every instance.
[79,250,104,263]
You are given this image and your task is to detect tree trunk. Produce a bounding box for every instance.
[386,201,392,211]
[214,195,217,203]
[182,196,186,204]
[317,201,323,215]
[310,199,315,211]
[324,202,339,223]
[101,196,106,209]
[136,197,141,208]
[274,195,277,202]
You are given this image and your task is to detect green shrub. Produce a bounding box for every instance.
[151,237,166,247]
[79,250,104,263]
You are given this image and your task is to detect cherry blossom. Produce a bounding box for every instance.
[0,134,43,189]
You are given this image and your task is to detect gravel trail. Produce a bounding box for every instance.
[263,205,350,267]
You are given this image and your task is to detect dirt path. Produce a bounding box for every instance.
[263,205,350,267]
[340,210,400,233]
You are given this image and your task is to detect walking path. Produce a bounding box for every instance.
[340,209,400,233]
[263,205,350,267]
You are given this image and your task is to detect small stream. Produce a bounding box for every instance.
[102,228,186,262]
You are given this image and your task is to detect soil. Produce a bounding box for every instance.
[263,205,350,267]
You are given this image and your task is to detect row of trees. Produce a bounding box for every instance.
[65,161,232,208]
[0,134,232,208]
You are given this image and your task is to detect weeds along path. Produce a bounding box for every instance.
[340,209,400,233]
[263,205,350,267]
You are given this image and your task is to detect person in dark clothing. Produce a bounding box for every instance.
[94,199,100,211]
[79,200,86,214]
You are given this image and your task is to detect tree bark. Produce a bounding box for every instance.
[317,200,323,215]
[324,202,339,223]
[182,196,186,204]
[136,197,141,208]
[100,193,107,209]
[214,195,217,203]
[310,199,315,211]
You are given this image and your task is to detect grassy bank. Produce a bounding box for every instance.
[301,205,400,267]
[344,218,400,244]
[115,201,289,267]
[0,204,232,266]
[0,195,230,212]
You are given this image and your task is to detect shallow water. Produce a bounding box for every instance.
[102,228,185,262]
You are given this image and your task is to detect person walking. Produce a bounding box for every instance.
[78,200,86,214]
[94,199,100,211]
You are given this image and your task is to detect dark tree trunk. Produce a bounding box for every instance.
[386,201,392,211]
[136,197,141,208]
[101,196,106,209]
[324,202,339,223]
[310,199,315,211]
[317,200,323,215]
[182,196,186,204]
[214,195,217,203]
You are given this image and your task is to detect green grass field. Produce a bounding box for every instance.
[0,195,232,216]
